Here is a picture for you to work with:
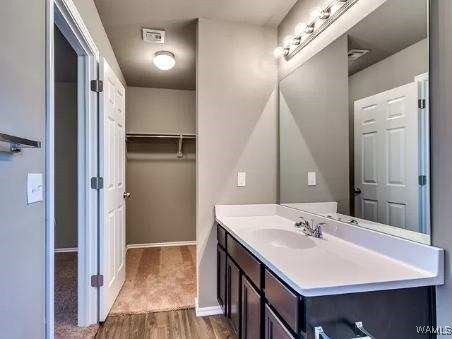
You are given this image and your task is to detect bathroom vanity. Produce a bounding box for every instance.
[215,204,443,339]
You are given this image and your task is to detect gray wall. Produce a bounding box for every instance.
[0,0,124,337]
[196,18,278,308]
[126,87,195,134]
[349,38,428,107]
[279,35,349,213]
[126,87,196,245]
[0,1,46,337]
[430,0,452,335]
[55,82,78,249]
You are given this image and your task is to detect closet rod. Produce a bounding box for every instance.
[126,133,196,142]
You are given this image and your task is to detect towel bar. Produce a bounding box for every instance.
[0,133,41,153]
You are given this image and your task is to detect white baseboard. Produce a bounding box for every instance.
[194,297,223,317]
[126,241,196,251]
[54,247,78,253]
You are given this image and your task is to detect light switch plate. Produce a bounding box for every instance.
[27,173,43,204]
[308,171,316,186]
[237,172,246,187]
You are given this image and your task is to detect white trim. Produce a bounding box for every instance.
[54,247,78,253]
[45,2,55,338]
[415,72,430,236]
[46,0,100,336]
[126,241,197,250]
[194,298,223,317]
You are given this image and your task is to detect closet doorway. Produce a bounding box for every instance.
[109,88,197,316]
[53,25,90,337]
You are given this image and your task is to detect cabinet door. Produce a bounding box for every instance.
[241,276,262,339]
[217,245,226,314]
[227,257,241,334]
[265,304,295,339]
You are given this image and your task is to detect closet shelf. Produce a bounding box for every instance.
[126,133,196,142]
[126,133,196,158]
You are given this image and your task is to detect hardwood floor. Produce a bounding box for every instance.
[96,309,236,339]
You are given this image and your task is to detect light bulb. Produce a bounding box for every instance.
[294,22,307,35]
[319,8,331,20]
[330,2,342,15]
[305,24,315,34]
[153,51,176,70]
[310,7,322,20]
[273,47,286,58]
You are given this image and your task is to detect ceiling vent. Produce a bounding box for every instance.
[142,28,166,44]
[348,49,370,61]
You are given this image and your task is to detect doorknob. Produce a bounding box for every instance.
[123,192,131,199]
[354,187,362,195]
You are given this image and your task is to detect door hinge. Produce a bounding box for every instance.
[418,99,426,109]
[91,274,104,287]
[91,176,104,190]
[90,79,104,93]
[419,175,427,186]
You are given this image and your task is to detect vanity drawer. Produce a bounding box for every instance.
[227,234,262,289]
[217,224,226,249]
[264,269,300,334]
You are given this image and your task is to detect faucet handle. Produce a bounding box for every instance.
[313,222,326,238]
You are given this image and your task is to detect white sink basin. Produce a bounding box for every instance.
[252,228,316,250]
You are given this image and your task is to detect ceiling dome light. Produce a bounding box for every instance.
[153,51,176,70]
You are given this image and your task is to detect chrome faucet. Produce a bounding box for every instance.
[294,217,325,239]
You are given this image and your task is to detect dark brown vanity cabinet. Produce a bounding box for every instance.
[217,245,226,313]
[216,224,435,339]
[241,277,262,339]
[227,257,241,333]
[265,304,295,339]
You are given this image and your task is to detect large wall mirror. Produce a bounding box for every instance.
[279,0,430,243]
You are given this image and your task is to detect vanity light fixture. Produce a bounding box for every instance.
[153,51,176,70]
[274,0,359,60]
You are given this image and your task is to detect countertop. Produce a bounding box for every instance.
[215,204,444,297]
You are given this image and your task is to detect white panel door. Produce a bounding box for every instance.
[99,58,126,320]
[354,82,419,231]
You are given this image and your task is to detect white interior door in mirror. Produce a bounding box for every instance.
[354,82,419,232]
[99,58,126,320]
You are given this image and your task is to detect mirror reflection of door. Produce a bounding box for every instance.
[354,82,420,232]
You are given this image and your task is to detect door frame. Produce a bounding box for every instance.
[45,0,100,337]
[415,72,430,235]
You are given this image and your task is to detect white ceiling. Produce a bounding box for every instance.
[94,0,297,89]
